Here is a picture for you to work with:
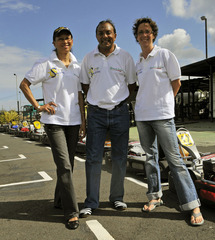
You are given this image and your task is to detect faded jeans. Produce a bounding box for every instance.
[136,118,201,211]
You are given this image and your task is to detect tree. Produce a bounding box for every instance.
[0,111,19,124]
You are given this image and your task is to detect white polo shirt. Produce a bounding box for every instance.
[79,44,137,110]
[25,51,82,125]
[135,45,181,121]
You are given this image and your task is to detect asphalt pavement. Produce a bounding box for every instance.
[0,125,214,240]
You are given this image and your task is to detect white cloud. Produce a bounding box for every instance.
[0,42,43,110]
[164,0,214,18]
[164,0,188,17]
[158,28,204,66]
[163,0,215,45]
[0,42,43,86]
[0,0,39,13]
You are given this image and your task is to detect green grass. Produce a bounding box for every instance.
[129,126,139,141]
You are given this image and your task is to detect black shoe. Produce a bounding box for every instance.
[66,219,79,230]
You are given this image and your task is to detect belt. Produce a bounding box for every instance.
[114,99,127,109]
[87,99,127,110]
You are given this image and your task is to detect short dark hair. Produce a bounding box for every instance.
[132,17,158,42]
[96,19,116,34]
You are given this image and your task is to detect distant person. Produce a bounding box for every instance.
[20,27,86,230]
[132,17,204,226]
[79,19,137,217]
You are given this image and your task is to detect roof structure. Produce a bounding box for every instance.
[180,78,209,92]
[181,56,215,77]
[180,56,215,121]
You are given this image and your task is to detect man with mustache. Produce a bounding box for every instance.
[79,19,137,217]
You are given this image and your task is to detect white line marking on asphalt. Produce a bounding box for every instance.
[0,171,53,188]
[125,177,168,188]
[38,171,53,181]
[0,154,26,163]
[44,148,85,162]
[125,177,148,188]
[75,156,85,162]
[86,220,115,240]
[0,146,8,150]
[26,141,33,143]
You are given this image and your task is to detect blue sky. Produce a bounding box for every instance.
[0,0,215,110]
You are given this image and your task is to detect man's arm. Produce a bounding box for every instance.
[171,79,181,97]
[81,83,89,96]
[78,91,86,139]
[127,82,137,103]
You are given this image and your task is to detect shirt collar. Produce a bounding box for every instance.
[137,45,160,63]
[93,44,120,56]
[50,51,78,64]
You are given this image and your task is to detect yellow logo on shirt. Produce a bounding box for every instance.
[88,67,94,78]
[88,67,100,78]
[48,68,58,78]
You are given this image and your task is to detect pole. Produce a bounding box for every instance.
[19,91,22,111]
[14,73,19,114]
[205,18,208,59]
[201,16,208,59]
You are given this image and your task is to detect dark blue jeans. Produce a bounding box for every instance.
[84,103,130,209]
[45,124,80,220]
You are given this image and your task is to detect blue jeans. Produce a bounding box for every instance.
[45,124,80,220]
[84,103,130,209]
[136,119,201,211]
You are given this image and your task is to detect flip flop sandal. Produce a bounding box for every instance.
[142,199,164,212]
[190,212,204,226]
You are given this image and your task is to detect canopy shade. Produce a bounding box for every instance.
[181,56,215,77]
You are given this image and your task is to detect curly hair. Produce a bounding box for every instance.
[132,17,158,42]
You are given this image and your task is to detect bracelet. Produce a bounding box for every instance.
[37,105,41,111]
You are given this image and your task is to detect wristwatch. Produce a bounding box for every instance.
[37,105,41,111]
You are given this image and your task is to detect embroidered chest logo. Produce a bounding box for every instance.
[88,67,100,78]
[48,68,58,78]
[88,67,94,78]
[110,67,123,73]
